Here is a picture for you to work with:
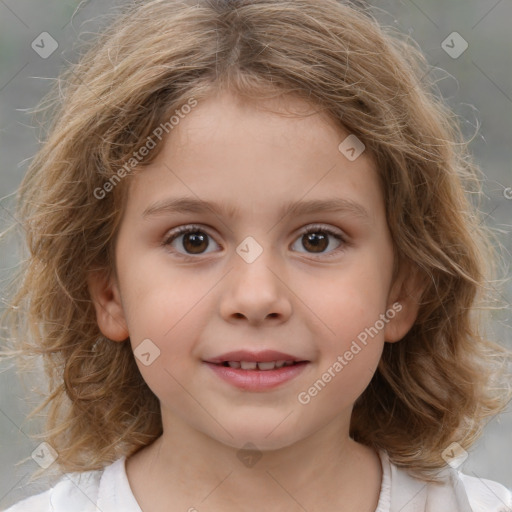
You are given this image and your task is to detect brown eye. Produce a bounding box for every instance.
[164,225,219,256]
[291,225,346,258]
[182,231,209,254]
[302,232,329,253]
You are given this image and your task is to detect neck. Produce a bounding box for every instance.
[126,411,382,512]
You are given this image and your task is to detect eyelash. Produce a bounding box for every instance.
[162,223,348,260]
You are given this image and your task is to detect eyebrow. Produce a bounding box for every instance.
[142,196,370,222]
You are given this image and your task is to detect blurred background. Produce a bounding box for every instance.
[0,0,511,508]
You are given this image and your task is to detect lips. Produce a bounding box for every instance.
[203,349,311,390]
[204,360,309,390]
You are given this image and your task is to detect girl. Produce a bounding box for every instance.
[2,0,511,510]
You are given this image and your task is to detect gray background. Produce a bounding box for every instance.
[1,0,511,509]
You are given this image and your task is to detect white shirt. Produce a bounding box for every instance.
[3,450,511,511]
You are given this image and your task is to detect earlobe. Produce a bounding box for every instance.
[384,264,427,343]
[87,269,129,342]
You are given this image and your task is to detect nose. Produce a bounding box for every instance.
[219,249,292,326]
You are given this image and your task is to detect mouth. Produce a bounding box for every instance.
[202,350,310,390]
[204,349,308,367]
[202,350,311,391]
[211,360,306,371]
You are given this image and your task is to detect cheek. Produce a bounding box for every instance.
[298,345,382,420]
[117,247,207,338]
[296,268,388,412]
[293,256,393,345]
[116,258,215,395]
[124,282,211,407]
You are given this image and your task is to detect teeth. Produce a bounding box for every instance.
[240,361,258,370]
[257,361,277,370]
[224,360,296,370]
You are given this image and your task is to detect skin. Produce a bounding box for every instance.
[89,90,423,512]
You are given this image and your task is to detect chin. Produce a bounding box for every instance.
[211,427,302,453]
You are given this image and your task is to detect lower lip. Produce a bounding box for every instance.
[203,362,309,391]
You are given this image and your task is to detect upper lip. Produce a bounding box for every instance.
[204,350,308,364]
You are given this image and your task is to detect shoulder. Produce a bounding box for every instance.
[2,457,140,512]
[379,450,512,512]
[458,472,512,512]
[2,466,103,512]
[1,490,52,512]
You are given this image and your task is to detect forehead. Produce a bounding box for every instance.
[124,91,383,224]
[169,91,349,152]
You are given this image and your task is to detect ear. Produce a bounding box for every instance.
[87,269,129,342]
[384,262,427,343]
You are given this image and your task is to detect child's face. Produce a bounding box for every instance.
[91,91,418,451]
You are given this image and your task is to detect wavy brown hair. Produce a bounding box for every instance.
[1,0,511,482]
